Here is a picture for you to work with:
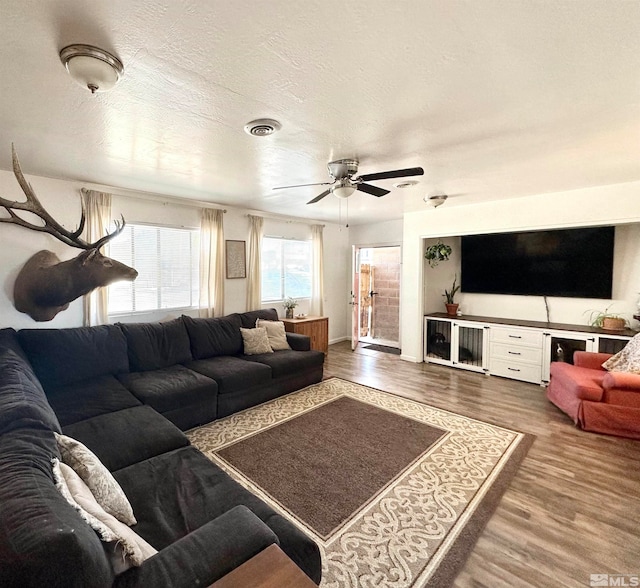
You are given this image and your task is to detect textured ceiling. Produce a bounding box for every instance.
[0,0,638,225]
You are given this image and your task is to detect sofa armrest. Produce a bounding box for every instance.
[573,351,612,370]
[113,505,278,588]
[286,333,311,352]
[603,371,640,392]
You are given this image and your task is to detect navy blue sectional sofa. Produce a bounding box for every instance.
[0,309,324,587]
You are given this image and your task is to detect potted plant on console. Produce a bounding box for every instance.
[586,306,628,331]
[443,275,461,317]
[283,296,298,319]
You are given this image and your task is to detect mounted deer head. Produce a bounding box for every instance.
[1,145,138,321]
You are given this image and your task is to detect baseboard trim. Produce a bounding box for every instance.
[400,353,420,363]
[329,336,350,345]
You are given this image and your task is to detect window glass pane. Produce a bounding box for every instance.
[283,240,311,298]
[133,226,159,312]
[261,237,311,302]
[108,224,199,315]
[262,237,284,301]
[108,226,133,313]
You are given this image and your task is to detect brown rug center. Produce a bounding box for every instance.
[217,396,445,538]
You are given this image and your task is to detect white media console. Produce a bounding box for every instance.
[424,313,637,385]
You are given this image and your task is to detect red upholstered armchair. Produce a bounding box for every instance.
[547,351,640,439]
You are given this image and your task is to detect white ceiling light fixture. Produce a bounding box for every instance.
[332,179,357,199]
[393,180,419,189]
[424,194,448,208]
[59,44,124,94]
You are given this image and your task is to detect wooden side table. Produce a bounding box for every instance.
[210,544,317,588]
[281,316,328,354]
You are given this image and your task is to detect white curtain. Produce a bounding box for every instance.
[199,208,225,318]
[246,215,263,311]
[310,224,324,316]
[82,190,112,326]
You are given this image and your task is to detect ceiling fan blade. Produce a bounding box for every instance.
[357,183,390,197]
[358,167,424,182]
[307,189,331,204]
[273,181,332,190]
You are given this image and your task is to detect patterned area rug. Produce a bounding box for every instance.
[188,378,533,587]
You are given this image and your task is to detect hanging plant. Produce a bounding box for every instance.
[424,240,452,268]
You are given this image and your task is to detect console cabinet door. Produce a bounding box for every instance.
[424,317,487,373]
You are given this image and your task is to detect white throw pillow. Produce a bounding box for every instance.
[240,327,274,355]
[52,459,156,570]
[602,332,640,374]
[256,319,291,351]
[55,433,136,526]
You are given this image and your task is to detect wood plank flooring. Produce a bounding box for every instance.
[324,341,640,588]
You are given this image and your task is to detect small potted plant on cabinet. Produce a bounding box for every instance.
[443,275,461,316]
[283,297,298,319]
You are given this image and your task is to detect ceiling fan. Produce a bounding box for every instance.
[273,159,424,204]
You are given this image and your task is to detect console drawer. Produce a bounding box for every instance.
[489,358,541,384]
[490,342,542,364]
[489,327,542,347]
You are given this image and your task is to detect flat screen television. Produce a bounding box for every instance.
[460,226,615,299]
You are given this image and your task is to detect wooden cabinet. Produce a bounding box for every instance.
[282,316,329,354]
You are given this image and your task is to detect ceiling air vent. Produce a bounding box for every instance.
[244,119,281,136]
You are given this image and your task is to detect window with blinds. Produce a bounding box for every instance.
[108,224,200,315]
[261,236,311,302]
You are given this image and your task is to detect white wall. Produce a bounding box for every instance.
[0,169,351,343]
[402,181,640,362]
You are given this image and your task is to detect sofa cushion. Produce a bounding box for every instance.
[0,427,113,588]
[256,319,291,351]
[186,356,272,395]
[241,327,274,355]
[0,349,61,436]
[182,313,244,359]
[119,318,193,372]
[114,447,322,583]
[46,375,142,427]
[241,349,325,379]
[55,433,136,526]
[117,365,217,414]
[63,406,190,472]
[238,308,279,328]
[0,327,30,362]
[18,325,129,390]
[113,446,313,558]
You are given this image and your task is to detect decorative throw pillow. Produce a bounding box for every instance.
[602,333,640,374]
[55,433,136,526]
[256,319,291,351]
[52,459,156,570]
[240,327,273,355]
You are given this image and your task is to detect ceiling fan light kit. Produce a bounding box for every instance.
[332,179,357,199]
[426,194,448,208]
[59,44,124,93]
[274,158,424,204]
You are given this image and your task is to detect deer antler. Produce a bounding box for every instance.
[0,144,125,250]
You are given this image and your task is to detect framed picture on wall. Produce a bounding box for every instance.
[225,240,246,279]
